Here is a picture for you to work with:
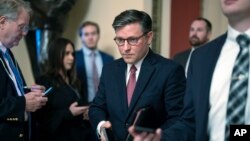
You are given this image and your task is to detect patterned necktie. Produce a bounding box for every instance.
[225,34,250,141]
[91,51,99,93]
[127,65,137,106]
[4,50,24,95]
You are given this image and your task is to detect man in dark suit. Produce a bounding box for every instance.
[129,0,250,141]
[75,21,114,104]
[173,17,212,75]
[0,0,48,140]
[89,9,186,141]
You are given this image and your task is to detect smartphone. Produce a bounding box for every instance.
[133,106,157,133]
[43,87,53,96]
[102,128,116,141]
[77,99,87,106]
[134,126,156,133]
[23,86,31,93]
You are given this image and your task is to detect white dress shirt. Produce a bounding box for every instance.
[185,47,195,77]
[208,26,250,141]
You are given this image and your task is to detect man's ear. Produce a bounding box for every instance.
[146,31,153,45]
[0,16,8,30]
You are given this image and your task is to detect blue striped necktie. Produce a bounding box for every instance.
[225,34,250,141]
[4,50,24,95]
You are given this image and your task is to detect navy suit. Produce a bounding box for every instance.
[0,49,28,141]
[164,33,227,141]
[173,49,191,69]
[75,49,114,104]
[89,49,186,141]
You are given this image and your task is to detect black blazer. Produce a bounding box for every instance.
[0,49,28,141]
[89,49,186,141]
[34,76,96,141]
[164,33,227,141]
[75,49,114,103]
[173,49,192,69]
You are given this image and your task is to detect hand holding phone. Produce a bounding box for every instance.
[23,85,46,93]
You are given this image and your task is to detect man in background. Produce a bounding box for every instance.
[0,0,47,140]
[173,17,212,75]
[75,21,114,104]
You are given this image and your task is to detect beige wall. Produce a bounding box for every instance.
[63,0,152,59]
[161,0,171,58]
[12,39,34,85]
[12,0,228,85]
[202,0,227,40]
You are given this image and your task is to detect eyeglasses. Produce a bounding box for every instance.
[6,17,29,33]
[114,32,147,46]
[13,21,29,33]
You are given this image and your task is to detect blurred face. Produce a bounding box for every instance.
[189,20,210,47]
[220,0,250,18]
[80,25,99,50]
[114,23,153,64]
[63,43,74,71]
[0,8,30,48]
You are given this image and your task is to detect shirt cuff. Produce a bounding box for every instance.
[97,120,106,135]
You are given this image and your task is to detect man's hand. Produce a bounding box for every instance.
[129,126,162,141]
[24,85,47,112]
[100,121,112,141]
[82,106,89,120]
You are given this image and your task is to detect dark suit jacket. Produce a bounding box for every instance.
[164,33,227,141]
[89,49,186,141]
[75,49,114,104]
[173,49,191,69]
[0,49,28,141]
[34,76,96,141]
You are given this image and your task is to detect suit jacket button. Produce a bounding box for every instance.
[125,123,129,128]
[19,134,23,138]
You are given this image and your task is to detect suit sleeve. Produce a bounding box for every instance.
[162,63,186,129]
[162,60,195,141]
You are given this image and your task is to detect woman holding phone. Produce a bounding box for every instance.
[33,38,96,141]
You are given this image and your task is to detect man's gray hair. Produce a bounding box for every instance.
[0,0,32,20]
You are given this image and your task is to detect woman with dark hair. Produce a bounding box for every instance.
[33,38,96,141]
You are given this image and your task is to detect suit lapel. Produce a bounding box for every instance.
[76,49,87,83]
[197,33,227,136]
[115,60,128,113]
[0,51,10,73]
[201,33,227,104]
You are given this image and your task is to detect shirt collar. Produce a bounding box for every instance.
[82,45,98,56]
[227,25,250,42]
[0,42,7,54]
[127,49,149,71]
